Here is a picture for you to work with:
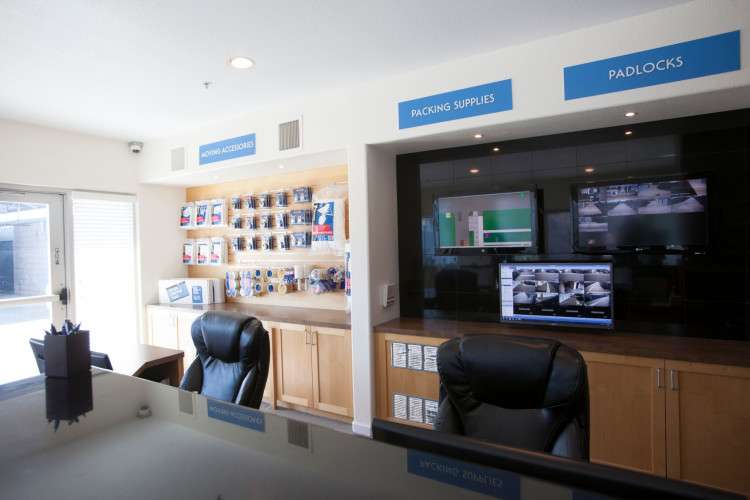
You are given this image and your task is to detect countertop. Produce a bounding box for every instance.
[149,302,350,330]
[374,317,750,368]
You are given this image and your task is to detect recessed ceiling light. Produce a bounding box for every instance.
[229,56,255,69]
[492,147,500,152]
[584,167,595,173]
[624,130,633,136]
[473,133,483,139]
[469,168,480,174]
[625,111,637,118]
[278,164,285,169]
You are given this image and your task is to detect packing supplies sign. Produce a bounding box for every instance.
[313,201,335,241]
[199,133,256,165]
[398,79,513,129]
[564,31,740,100]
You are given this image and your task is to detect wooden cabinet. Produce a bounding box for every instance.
[665,361,750,496]
[582,352,666,476]
[274,323,353,418]
[148,306,178,349]
[275,322,314,407]
[311,326,353,417]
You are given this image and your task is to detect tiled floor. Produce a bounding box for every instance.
[259,402,353,435]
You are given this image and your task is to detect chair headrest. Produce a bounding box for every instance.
[438,335,584,410]
[192,311,261,362]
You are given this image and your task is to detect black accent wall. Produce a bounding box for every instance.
[397,109,750,341]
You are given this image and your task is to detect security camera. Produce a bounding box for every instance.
[128,141,143,154]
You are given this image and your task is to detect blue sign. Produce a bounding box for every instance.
[199,133,256,165]
[407,450,520,499]
[207,399,265,432]
[564,31,740,100]
[398,80,513,129]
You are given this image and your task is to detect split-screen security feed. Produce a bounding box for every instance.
[436,191,534,250]
[500,262,613,328]
[574,177,708,251]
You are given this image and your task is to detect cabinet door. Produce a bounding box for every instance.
[311,327,352,417]
[665,361,750,496]
[177,310,202,363]
[148,307,178,349]
[582,352,666,476]
[274,323,313,407]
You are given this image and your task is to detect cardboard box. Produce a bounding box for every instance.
[158,279,225,305]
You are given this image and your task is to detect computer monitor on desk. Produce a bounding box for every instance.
[372,419,740,500]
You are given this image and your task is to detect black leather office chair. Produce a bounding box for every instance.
[179,311,270,409]
[29,338,113,373]
[435,335,589,460]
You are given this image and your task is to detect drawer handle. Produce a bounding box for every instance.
[669,369,679,391]
[656,368,663,389]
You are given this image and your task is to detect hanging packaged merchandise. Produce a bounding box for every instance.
[258,193,272,208]
[291,232,311,248]
[245,215,258,230]
[179,203,194,229]
[266,282,276,294]
[260,213,273,229]
[210,199,227,227]
[225,271,239,298]
[230,196,243,210]
[312,202,345,253]
[245,235,258,251]
[265,268,276,280]
[239,271,254,297]
[196,239,211,265]
[345,241,352,300]
[262,234,274,251]
[253,281,264,296]
[231,215,243,229]
[252,268,263,280]
[230,236,245,252]
[278,233,290,251]
[182,240,195,265]
[194,200,210,227]
[293,186,312,203]
[275,212,289,229]
[275,191,289,207]
[210,237,227,265]
[243,193,256,210]
[290,209,312,225]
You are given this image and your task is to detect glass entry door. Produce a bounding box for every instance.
[0,190,67,383]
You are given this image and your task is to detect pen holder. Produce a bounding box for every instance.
[45,371,93,427]
[44,331,91,378]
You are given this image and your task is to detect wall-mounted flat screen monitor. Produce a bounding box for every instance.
[571,176,708,253]
[435,190,537,254]
[499,261,613,329]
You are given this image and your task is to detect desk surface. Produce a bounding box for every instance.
[375,317,750,368]
[102,343,183,377]
[0,370,707,500]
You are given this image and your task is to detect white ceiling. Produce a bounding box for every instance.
[0,0,691,141]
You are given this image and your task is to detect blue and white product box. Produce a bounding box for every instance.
[293,186,312,203]
[209,199,227,227]
[158,279,225,305]
[194,200,210,227]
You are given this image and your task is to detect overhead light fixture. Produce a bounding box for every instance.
[469,168,480,174]
[584,167,595,173]
[492,147,500,152]
[229,56,255,69]
[278,164,285,169]
[625,130,633,136]
[625,111,637,118]
[473,133,483,139]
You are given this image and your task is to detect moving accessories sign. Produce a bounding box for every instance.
[199,133,256,165]
[564,31,740,100]
[398,80,513,129]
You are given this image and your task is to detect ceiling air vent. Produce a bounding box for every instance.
[170,147,186,171]
[278,119,301,151]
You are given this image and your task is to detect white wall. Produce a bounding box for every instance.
[0,118,186,340]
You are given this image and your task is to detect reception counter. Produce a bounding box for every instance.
[374,317,750,496]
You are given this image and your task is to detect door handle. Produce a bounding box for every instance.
[57,287,69,306]
[669,369,679,391]
[656,368,663,389]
